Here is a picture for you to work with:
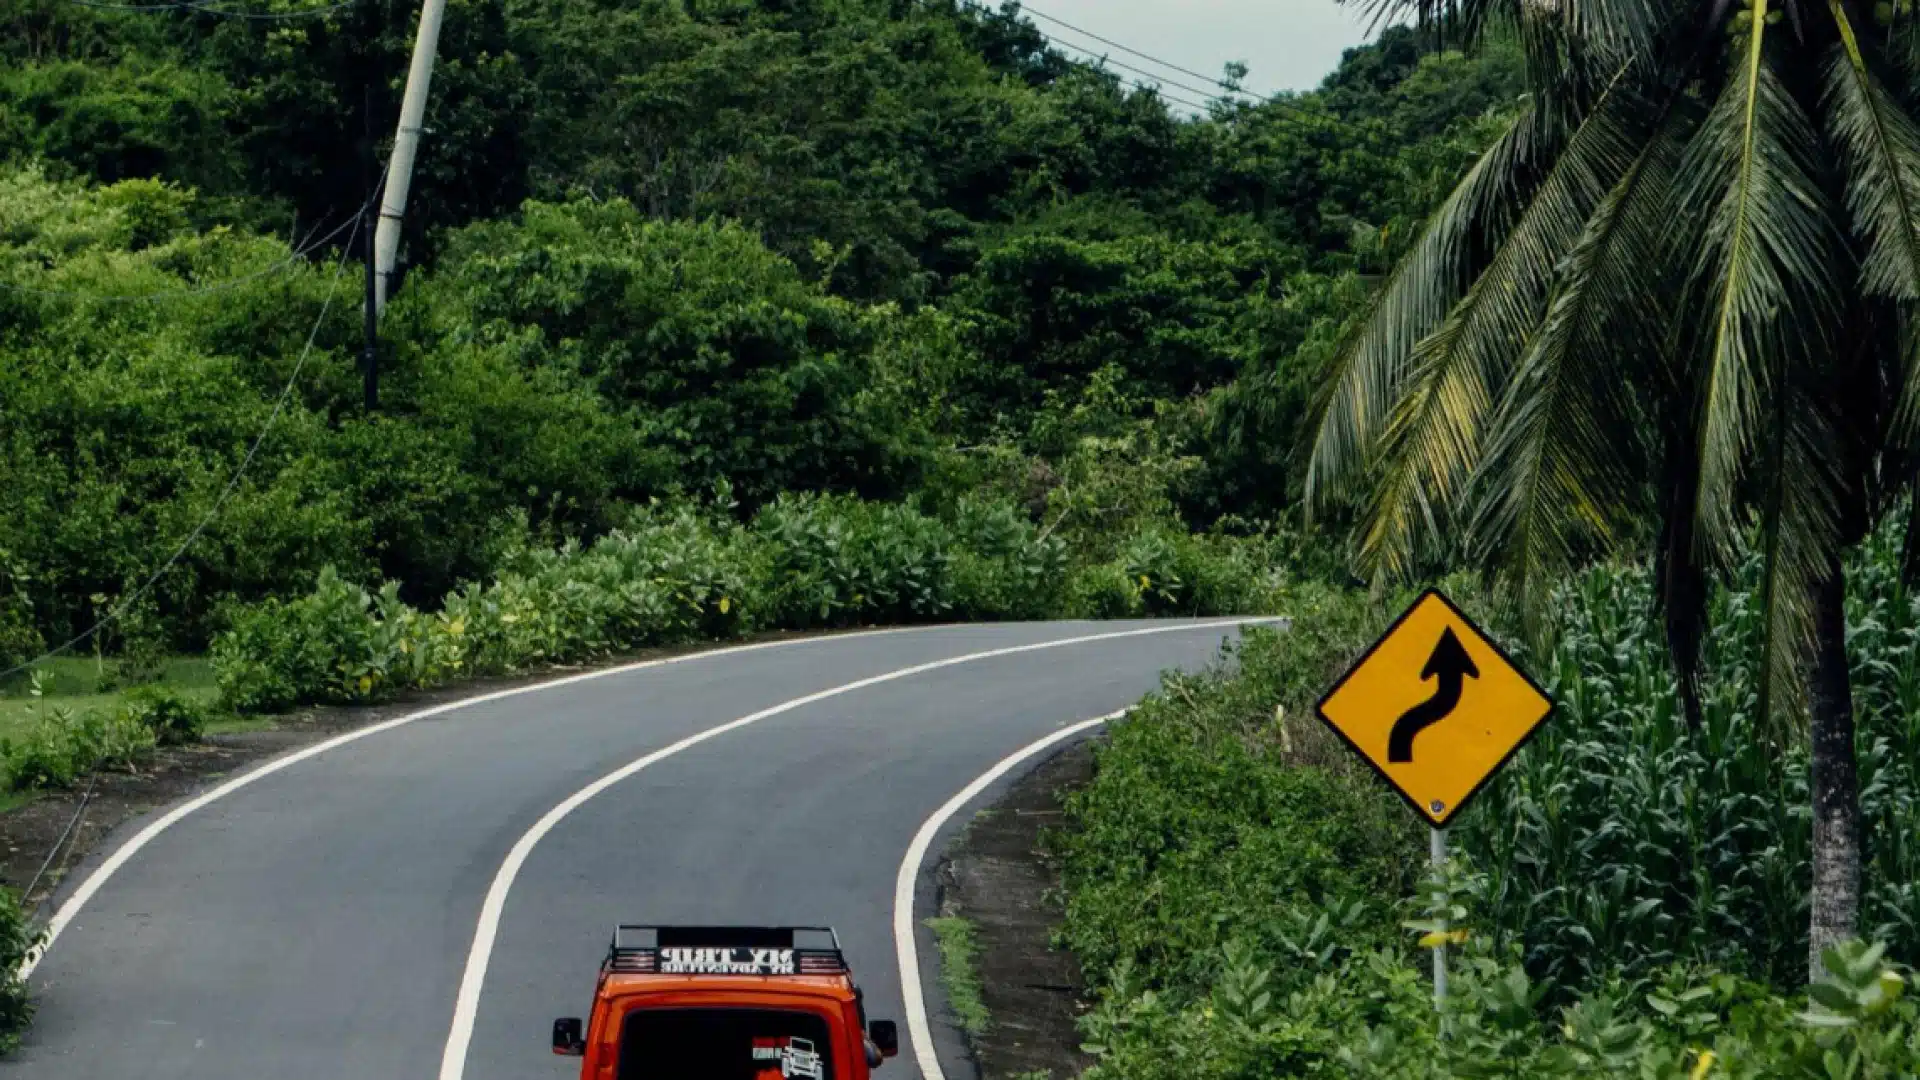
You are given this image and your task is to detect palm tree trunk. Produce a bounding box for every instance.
[1807,553,1861,979]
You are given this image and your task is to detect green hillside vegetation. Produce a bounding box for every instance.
[0,4,1522,669]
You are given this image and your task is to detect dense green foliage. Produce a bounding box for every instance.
[0,4,1526,662]
[1053,530,1920,1076]
[1074,930,1917,1078]
[1462,518,1920,994]
[1054,609,1419,989]
[209,491,1282,714]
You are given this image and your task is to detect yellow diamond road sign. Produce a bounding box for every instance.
[1316,589,1553,828]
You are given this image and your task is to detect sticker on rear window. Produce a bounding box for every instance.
[751,1036,824,1079]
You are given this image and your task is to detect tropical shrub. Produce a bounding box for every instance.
[0,886,38,1054]
[1077,900,1919,1078]
[118,684,210,747]
[943,497,1071,621]
[0,704,159,792]
[208,493,1290,715]
[1054,612,1421,994]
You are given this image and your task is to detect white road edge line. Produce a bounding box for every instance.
[437,618,1277,1080]
[894,709,1120,1080]
[18,625,945,981]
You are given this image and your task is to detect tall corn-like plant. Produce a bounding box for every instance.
[1309,0,1920,978]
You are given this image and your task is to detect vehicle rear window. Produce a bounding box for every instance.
[617,1007,836,1080]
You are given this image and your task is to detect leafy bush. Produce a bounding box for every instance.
[1,718,79,791]
[119,685,210,747]
[0,704,159,792]
[1054,609,1420,995]
[748,493,959,629]
[209,566,386,715]
[944,498,1070,620]
[209,492,1289,715]
[0,885,38,1054]
[1078,895,1920,1078]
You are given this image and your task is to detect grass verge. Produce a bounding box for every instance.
[0,656,217,744]
[925,915,990,1038]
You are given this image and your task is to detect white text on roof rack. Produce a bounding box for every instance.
[658,947,797,975]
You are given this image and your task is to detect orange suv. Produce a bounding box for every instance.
[552,925,901,1079]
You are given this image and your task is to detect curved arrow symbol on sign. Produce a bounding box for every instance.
[1387,628,1479,763]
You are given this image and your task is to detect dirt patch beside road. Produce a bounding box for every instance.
[0,629,871,915]
[933,738,1098,1080]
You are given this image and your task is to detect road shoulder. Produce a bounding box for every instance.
[930,739,1097,1080]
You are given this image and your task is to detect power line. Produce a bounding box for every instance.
[23,772,96,904]
[1048,59,1220,114]
[1016,2,1257,100]
[1113,80,1219,116]
[1049,41,1324,132]
[0,211,359,302]
[0,189,374,686]
[958,0,1323,130]
[1045,38,1244,108]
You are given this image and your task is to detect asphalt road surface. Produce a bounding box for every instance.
[4,618,1270,1080]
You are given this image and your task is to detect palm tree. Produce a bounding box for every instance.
[1307,0,1920,978]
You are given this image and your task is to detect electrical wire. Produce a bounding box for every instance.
[1016,1,1257,99]
[0,190,374,686]
[1112,80,1219,116]
[956,0,1323,128]
[1045,39,1243,108]
[23,772,98,904]
[1051,42,1321,129]
[0,210,360,302]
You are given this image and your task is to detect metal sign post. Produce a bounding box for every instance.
[1430,826,1448,1015]
[1314,589,1557,1031]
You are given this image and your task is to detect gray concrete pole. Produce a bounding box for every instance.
[372,0,449,315]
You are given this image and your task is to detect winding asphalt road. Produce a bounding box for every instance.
[2,618,1270,1080]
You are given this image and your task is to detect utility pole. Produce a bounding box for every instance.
[362,83,380,411]
[372,0,449,315]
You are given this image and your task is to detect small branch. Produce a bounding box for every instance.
[1034,499,1074,545]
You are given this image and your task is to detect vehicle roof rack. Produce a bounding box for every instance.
[605,925,848,976]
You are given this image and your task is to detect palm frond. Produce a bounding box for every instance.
[1676,18,1846,566]
[1304,100,1552,517]
[1822,28,1920,434]
[1752,362,1846,731]
[1468,103,1682,644]
[1353,67,1642,579]
[1563,0,1663,69]
[1342,0,1518,44]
